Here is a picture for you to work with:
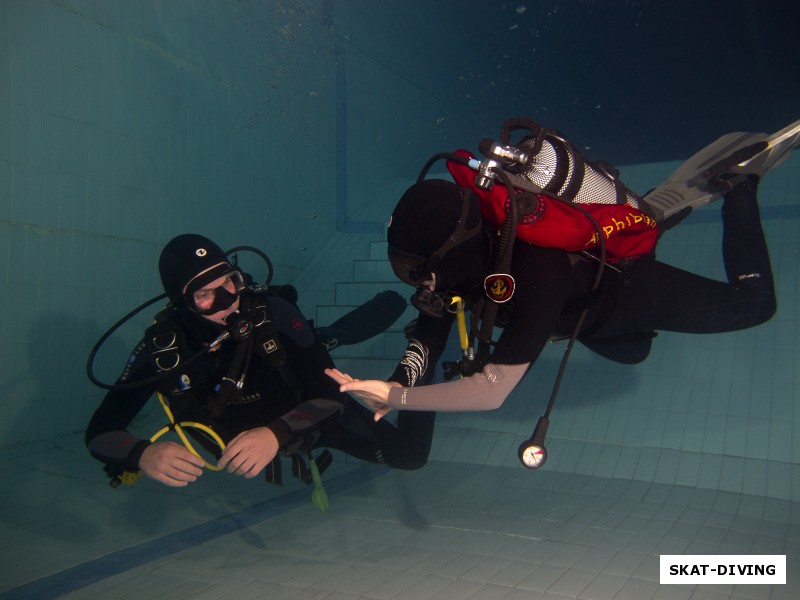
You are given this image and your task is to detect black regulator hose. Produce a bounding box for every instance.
[416,152,472,183]
[85,292,166,389]
[85,293,216,391]
[226,245,274,286]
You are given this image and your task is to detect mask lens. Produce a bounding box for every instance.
[228,270,246,293]
[191,270,245,314]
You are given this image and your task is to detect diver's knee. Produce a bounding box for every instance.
[740,294,777,328]
[386,453,429,471]
[755,296,777,325]
[735,277,776,326]
[751,284,777,325]
[400,458,428,471]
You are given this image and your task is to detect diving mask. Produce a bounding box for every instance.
[185,269,246,315]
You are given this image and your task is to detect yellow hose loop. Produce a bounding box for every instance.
[153,392,226,471]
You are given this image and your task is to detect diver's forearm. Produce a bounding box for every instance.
[386,362,530,411]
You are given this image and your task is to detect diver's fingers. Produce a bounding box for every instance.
[373,406,392,422]
[324,368,359,385]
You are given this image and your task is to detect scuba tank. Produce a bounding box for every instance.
[445,117,658,261]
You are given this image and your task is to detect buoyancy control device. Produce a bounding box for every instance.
[415,116,659,469]
[446,116,658,261]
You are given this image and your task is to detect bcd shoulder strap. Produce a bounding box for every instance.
[247,293,302,399]
[145,306,188,374]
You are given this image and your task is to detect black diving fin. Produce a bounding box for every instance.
[317,290,407,350]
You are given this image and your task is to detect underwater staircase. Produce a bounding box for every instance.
[320,240,415,380]
[294,235,416,382]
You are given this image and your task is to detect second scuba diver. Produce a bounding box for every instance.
[327,118,797,428]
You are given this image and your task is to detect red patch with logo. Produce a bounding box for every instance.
[484,273,515,303]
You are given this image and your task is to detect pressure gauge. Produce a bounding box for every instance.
[518,441,547,469]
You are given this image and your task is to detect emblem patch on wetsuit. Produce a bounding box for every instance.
[179,374,191,390]
[484,273,515,303]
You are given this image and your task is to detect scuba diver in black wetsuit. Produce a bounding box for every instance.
[86,234,434,492]
[326,117,796,465]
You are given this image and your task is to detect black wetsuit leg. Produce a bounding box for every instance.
[579,331,657,364]
[589,176,776,338]
[313,399,435,470]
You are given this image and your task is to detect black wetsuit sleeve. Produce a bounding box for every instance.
[85,339,158,470]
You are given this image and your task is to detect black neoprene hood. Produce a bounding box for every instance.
[159,234,233,304]
[387,180,468,256]
[387,179,483,290]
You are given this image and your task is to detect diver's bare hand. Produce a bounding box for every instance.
[324,368,399,421]
[139,440,205,487]
[217,427,279,478]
